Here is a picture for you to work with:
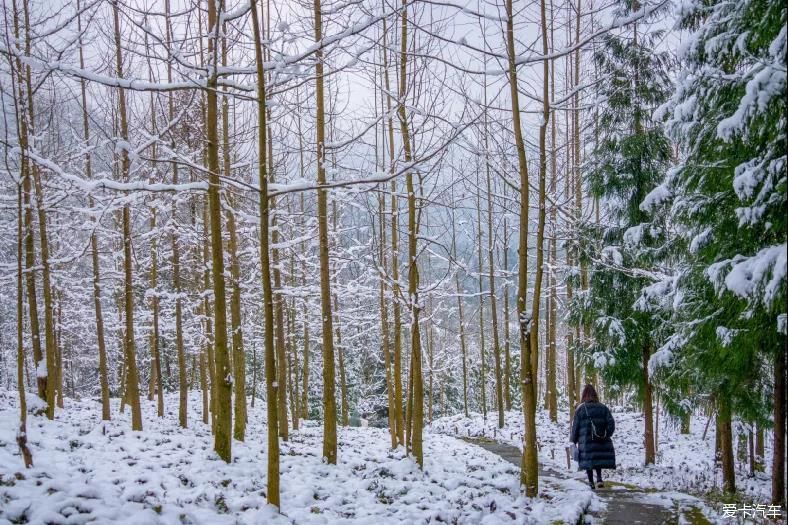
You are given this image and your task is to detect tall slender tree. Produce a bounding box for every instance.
[205,0,232,462]
[250,0,279,505]
[313,0,338,464]
[112,0,142,431]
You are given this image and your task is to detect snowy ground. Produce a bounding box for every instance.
[0,391,591,524]
[428,407,777,523]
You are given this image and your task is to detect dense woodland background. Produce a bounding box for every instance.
[0,0,785,510]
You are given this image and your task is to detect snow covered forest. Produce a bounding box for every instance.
[0,0,785,522]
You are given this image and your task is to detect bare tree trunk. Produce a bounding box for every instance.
[755,424,764,472]
[427,298,434,423]
[546,0,558,424]
[12,0,43,403]
[379,188,396,447]
[313,0,338,465]
[150,209,164,417]
[17,0,53,414]
[451,206,469,418]
[75,0,111,420]
[476,186,487,419]
[520,0,550,494]
[273,211,289,440]
[382,11,404,448]
[161,0,188,429]
[287,285,299,431]
[16,181,33,467]
[250,0,279,505]
[205,0,232,463]
[332,203,349,427]
[564,44,577,421]
[485,155,504,429]
[201,351,209,424]
[643,344,656,465]
[220,15,246,439]
[502,216,512,411]
[297,121,310,422]
[506,0,537,495]
[112,0,142,431]
[28,81,57,420]
[772,338,785,506]
[399,0,423,466]
[719,397,736,494]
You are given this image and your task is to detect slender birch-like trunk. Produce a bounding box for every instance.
[399,0,423,467]
[77,0,110,420]
[251,0,279,505]
[112,0,142,431]
[205,0,232,463]
[506,0,537,495]
[17,180,33,467]
[20,0,57,419]
[381,11,404,448]
[162,0,188,429]
[313,0,338,465]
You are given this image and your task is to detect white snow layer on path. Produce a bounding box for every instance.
[428,407,776,522]
[0,390,590,524]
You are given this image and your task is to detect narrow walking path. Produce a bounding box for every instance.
[463,437,697,524]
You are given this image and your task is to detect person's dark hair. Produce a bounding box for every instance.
[581,384,599,403]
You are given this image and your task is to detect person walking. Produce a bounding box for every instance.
[571,384,616,489]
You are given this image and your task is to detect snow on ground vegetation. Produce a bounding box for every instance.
[0,390,589,524]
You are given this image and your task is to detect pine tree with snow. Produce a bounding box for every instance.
[654,0,786,498]
[578,1,673,466]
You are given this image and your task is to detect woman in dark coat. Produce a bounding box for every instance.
[570,384,616,489]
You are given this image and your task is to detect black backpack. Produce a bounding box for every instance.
[583,403,608,442]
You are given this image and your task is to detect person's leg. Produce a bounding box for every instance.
[586,469,594,486]
[595,468,604,488]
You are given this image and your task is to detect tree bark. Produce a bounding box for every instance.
[312,0,338,464]
[772,338,785,506]
[719,396,736,494]
[251,0,279,505]
[476,186,487,419]
[642,344,656,465]
[77,0,110,421]
[16,179,33,467]
[273,210,289,440]
[382,11,404,448]
[451,209,469,418]
[399,0,423,466]
[502,217,512,411]
[546,0,558,423]
[13,0,44,404]
[508,0,537,491]
[162,0,188,430]
[483,84,504,429]
[112,0,142,431]
[205,0,232,463]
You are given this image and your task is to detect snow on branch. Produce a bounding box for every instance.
[17,149,208,194]
[706,243,787,307]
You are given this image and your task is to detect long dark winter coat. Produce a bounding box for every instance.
[570,402,616,471]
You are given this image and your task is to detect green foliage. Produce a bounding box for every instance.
[655,0,786,423]
[579,14,673,399]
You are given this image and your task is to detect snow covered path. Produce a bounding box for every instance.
[463,438,683,524]
[427,410,759,523]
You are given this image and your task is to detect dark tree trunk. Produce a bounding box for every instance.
[719,397,736,494]
[642,344,655,465]
[772,338,785,506]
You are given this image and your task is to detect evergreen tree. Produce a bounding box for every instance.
[654,0,786,496]
[579,4,673,467]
